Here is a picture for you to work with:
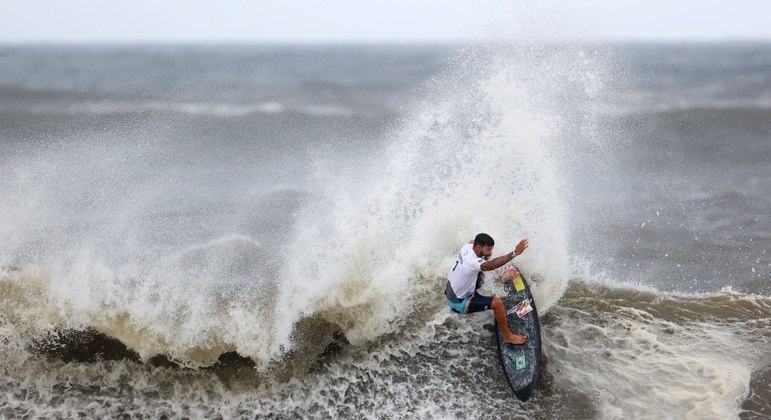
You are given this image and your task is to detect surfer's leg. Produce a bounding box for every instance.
[491,297,527,345]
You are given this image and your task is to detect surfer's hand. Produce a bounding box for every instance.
[501,267,520,280]
[514,239,529,256]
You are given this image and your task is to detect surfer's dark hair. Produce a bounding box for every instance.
[474,233,495,247]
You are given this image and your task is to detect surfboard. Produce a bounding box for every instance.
[495,266,542,402]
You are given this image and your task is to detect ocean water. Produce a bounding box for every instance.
[0,43,769,419]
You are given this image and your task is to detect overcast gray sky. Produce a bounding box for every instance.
[1,0,770,44]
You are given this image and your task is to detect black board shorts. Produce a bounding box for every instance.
[447,292,493,314]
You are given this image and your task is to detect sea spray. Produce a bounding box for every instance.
[275,45,614,361]
[2,43,769,420]
[0,44,614,373]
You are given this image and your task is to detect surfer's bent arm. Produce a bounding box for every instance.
[480,253,515,272]
[480,239,529,272]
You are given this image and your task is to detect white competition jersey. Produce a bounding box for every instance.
[448,243,484,299]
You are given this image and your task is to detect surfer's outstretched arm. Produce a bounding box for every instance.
[480,239,528,272]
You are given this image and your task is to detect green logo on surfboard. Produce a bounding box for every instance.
[515,354,527,371]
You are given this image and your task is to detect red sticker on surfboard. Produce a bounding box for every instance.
[507,298,533,318]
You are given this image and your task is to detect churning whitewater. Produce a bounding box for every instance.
[1,43,770,419]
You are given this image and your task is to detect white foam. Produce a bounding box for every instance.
[1,45,613,371]
[547,297,760,420]
[271,45,619,359]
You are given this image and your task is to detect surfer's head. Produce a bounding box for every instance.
[473,233,495,259]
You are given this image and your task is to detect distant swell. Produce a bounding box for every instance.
[0,100,355,117]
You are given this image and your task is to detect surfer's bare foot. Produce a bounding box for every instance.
[503,333,527,345]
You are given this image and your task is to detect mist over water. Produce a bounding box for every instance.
[275,45,611,352]
[1,43,770,419]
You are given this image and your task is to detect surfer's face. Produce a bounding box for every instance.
[475,244,494,260]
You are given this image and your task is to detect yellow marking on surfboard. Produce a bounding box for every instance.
[513,275,525,292]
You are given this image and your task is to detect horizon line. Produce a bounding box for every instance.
[3,37,771,47]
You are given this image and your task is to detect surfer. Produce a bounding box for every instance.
[445,233,529,345]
